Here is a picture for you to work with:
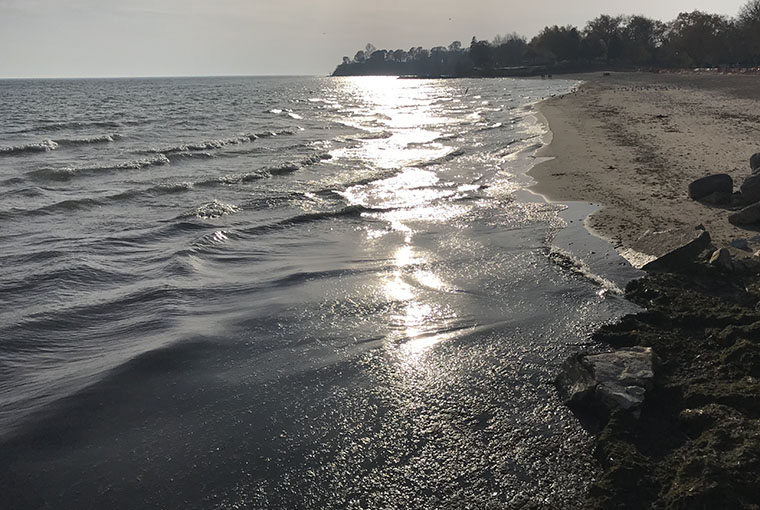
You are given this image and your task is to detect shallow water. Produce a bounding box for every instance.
[0,76,640,508]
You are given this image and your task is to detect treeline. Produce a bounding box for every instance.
[332,0,760,77]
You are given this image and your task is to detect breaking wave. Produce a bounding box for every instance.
[1,134,122,156]
[144,130,296,157]
[0,140,59,155]
[28,155,170,181]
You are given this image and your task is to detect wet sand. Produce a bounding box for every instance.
[530,71,760,253]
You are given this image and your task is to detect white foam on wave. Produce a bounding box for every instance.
[191,200,240,220]
[0,139,59,155]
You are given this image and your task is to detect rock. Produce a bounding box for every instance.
[729,239,751,251]
[556,347,658,429]
[699,190,733,205]
[740,173,760,204]
[751,152,760,172]
[734,256,760,275]
[622,226,711,271]
[688,174,733,200]
[728,202,760,226]
[709,248,733,272]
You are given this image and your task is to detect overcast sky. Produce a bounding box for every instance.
[0,0,749,78]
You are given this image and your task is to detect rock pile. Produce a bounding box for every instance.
[688,152,760,226]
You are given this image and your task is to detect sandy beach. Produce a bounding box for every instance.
[531,71,760,254]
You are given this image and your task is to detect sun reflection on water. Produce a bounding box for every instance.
[334,76,471,358]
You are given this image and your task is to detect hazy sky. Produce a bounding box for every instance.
[0,0,749,78]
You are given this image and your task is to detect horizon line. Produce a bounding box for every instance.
[0,73,331,81]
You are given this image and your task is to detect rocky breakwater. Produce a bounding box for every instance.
[556,224,760,509]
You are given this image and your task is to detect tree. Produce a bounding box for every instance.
[493,34,528,67]
[369,49,387,62]
[469,37,493,69]
[621,15,666,65]
[353,50,366,63]
[448,40,462,52]
[584,15,625,62]
[738,0,760,23]
[666,11,731,67]
[531,25,581,62]
[737,0,760,64]
[390,49,408,62]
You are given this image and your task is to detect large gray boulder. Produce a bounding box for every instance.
[622,226,711,271]
[740,173,760,204]
[556,347,658,429]
[688,174,733,200]
[729,201,760,226]
[751,152,760,173]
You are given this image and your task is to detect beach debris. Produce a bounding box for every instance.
[709,248,734,272]
[751,152,760,173]
[688,173,733,200]
[556,346,658,430]
[740,173,760,204]
[729,201,760,226]
[623,225,711,271]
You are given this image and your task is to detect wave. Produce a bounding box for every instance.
[109,181,195,201]
[2,195,133,219]
[413,148,465,168]
[0,140,59,156]
[267,153,332,175]
[547,247,623,295]
[238,204,385,237]
[9,120,125,134]
[28,154,170,182]
[281,204,380,226]
[8,119,152,134]
[54,133,122,146]
[267,108,303,120]
[148,134,258,155]
[267,163,300,176]
[34,198,103,215]
[1,134,122,157]
[181,200,240,220]
[1,260,130,297]
[190,153,332,187]
[0,177,26,186]
[144,130,296,157]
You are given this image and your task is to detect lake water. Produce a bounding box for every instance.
[0,76,640,508]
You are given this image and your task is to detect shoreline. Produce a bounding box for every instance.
[531,72,760,508]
